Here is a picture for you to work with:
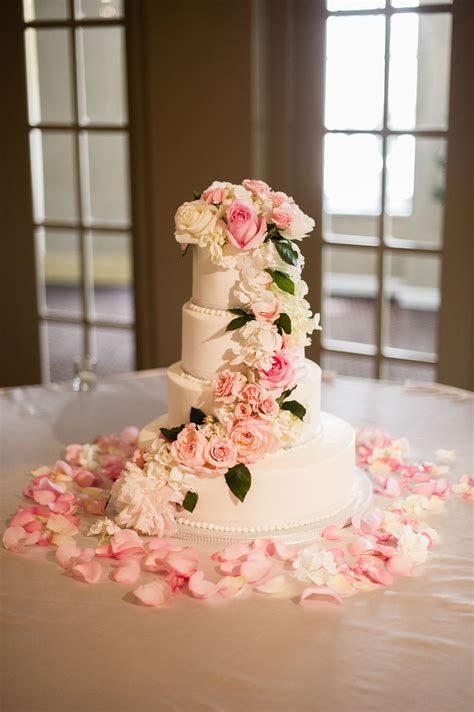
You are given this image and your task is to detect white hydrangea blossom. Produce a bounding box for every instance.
[292,547,338,585]
[273,410,306,447]
[231,319,283,370]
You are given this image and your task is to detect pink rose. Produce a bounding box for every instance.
[213,370,246,404]
[225,200,267,250]
[268,190,293,207]
[230,419,278,464]
[240,383,265,407]
[252,294,281,323]
[202,187,227,204]
[234,401,253,420]
[258,353,295,391]
[271,208,292,230]
[171,423,207,469]
[257,396,279,421]
[242,179,271,195]
[204,437,238,470]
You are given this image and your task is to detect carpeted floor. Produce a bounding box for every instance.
[44,287,437,383]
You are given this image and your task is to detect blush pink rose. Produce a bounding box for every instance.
[242,179,271,195]
[258,353,295,391]
[240,383,265,408]
[268,190,292,207]
[234,401,253,420]
[171,424,207,469]
[257,396,279,421]
[213,370,246,404]
[225,200,267,250]
[204,437,238,470]
[202,186,227,204]
[271,208,292,230]
[230,419,278,464]
[252,294,281,323]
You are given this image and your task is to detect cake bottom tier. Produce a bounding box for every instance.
[139,411,357,535]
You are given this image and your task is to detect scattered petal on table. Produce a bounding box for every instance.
[272,541,299,561]
[166,548,199,578]
[56,543,81,569]
[218,576,247,598]
[134,580,170,606]
[240,555,272,584]
[435,449,456,465]
[255,575,289,594]
[321,525,343,541]
[112,558,141,585]
[72,560,102,584]
[188,571,221,599]
[387,553,414,577]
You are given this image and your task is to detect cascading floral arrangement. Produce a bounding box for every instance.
[112,180,322,535]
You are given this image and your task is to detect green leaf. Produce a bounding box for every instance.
[190,407,206,425]
[160,424,185,441]
[228,308,247,316]
[225,463,252,503]
[182,490,198,512]
[192,190,201,200]
[225,314,255,332]
[181,245,190,257]
[275,312,292,335]
[265,268,295,295]
[281,400,306,421]
[276,385,296,407]
[273,238,299,266]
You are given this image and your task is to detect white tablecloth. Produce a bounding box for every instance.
[1,371,473,712]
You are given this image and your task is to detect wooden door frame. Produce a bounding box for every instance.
[0,1,41,387]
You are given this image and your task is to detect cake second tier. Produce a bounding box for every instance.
[167,358,322,443]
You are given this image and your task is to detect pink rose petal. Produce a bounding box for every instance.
[219,559,242,576]
[134,580,170,606]
[188,571,221,599]
[240,556,272,584]
[272,541,298,561]
[300,586,342,606]
[348,536,375,556]
[255,575,289,594]
[72,560,102,584]
[219,543,250,561]
[112,558,141,585]
[217,576,247,599]
[3,526,28,552]
[166,548,198,578]
[322,525,343,541]
[56,543,81,569]
[387,553,414,577]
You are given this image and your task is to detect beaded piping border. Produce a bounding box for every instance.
[175,482,358,535]
[187,301,230,318]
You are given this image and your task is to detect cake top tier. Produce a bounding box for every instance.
[175,178,321,364]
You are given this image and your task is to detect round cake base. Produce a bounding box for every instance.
[172,468,372,547]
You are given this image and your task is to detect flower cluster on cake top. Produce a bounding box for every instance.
[112,180,322,531]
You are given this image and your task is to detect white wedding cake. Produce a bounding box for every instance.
[112,180,363,541]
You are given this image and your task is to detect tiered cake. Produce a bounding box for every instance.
[113,180,364,541]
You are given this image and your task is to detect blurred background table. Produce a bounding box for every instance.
[1,371,473,712]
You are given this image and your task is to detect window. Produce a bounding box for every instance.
[22,0,135,382]
[320,0,452,381]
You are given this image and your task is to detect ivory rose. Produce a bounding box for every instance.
[171,424,207,468]
[258,353,295,390]
[175,200,216,245]
[204,437,238,470]
[225,200,267,250]
[257,395,279,421]
[251,292,281,323]
[213,370,246,404]
[230,419,278,463]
